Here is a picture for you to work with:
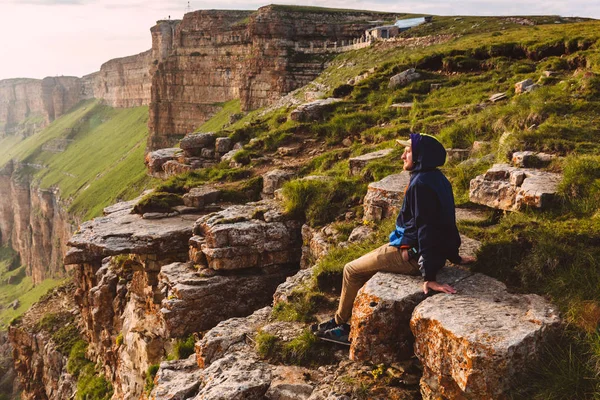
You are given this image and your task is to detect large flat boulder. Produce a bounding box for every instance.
[159,263,291,337]
[194,201,302,271]
[349,149,393,176]
[150,356,203,400]
[349,267,472,364]
[180,133,216,157]
[411,273,561,400]
[470,164,561,211]
[289,98,341,122]
[262,169,296,198]
[363,172,411,222]
[194,351,272,400]
[65,204,201,264]
[195,307,271,368]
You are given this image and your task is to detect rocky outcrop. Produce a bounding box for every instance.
[388,68,421,89]
[469,163,561,211]
[411,274,561,399]
[0,161,72,284]
[289,98,342,122]
[147,6,396,150]
[62,198,302,399]
[0,332,20,400]
[349,149,393,176]
[363,171,411,222]
[8,284,79,400]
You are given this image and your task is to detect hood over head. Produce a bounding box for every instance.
[409,133,446,171]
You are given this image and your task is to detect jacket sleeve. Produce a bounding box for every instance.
[411,183,446,282]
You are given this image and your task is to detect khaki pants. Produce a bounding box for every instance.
[334,243,420,324]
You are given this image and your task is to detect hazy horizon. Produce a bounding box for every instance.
[0,0,598,82]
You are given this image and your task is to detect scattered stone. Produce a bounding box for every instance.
[200,148,215,159]
[215,137,232,153]
[233,142,244,150]
[289,99,341,122]
[470,164,562,211]
[195,352,272,400]
[180,133,216,156]
[196,307,271,368]
[349,266,471,364]
[430,83,442,91]
[455,208,488,223]
[511,151,556,168]
[489,93,507,102]
[471,141,491,154]
[273,268,313,306]
[304,91,326,102]
[515,79,534,94]
[445,148,470,163]
[145,148,181,179]
[363,172,411,222]
[220,149,242,167]
[348,225,374,242]
[151,356,203,400]
[388,68,421,89]
[183,187,221,209]
[349,149,393,176]
[542,70,555,77]
[342,138,352,147]
[266,365,316,400]
[389,102,413,109]
[263,169,295,198]
[411,274,561,400]
[10,299,20,310]
[525,83,539,92]
[278,146,301,156]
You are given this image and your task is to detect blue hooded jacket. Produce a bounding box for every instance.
[389,133,462,281]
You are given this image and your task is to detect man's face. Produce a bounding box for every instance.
[402,144,414,171]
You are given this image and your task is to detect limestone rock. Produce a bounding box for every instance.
[411,273,561,400]
[150,356,203,400]
[145,148,181,179]
[215,137,232,153]
[300,225,331,269]
[489,93,507,102]
[194,201,302,271]
[349,267,471,364]
[163,160,192,176]
[221,149,242,167]
[347,225,374,243]
[445,148,470,163]
[363,172,411,222]
[273,268,314,306]
[263,169,296,198]
[194,351,272,400]
[65,204,201,264]
[159,263,290,337]
[388,68,421,89]
[514,78,534,94]
[469,164,561,211]
[349,149,393,176]
[196,307,271,368]
[289,99,341,122]
[511,151,556,168]
[266,366,316,400]
[180,133,216,157]
[183,186,221,209]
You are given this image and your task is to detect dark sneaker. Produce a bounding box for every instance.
[317,323,351,346]
[310,318,337,335]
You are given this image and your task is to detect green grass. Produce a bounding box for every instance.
[0,247,63,329]
[0,99,152,219]
[195,99,241,133]
[255,329,334,366]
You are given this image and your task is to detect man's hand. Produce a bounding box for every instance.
[401,249,409,262]
[459,255,476,265]
[423,281,457,294]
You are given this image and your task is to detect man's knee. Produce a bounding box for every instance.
[343,262,355,280]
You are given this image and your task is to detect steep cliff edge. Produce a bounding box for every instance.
[147,5,397,150]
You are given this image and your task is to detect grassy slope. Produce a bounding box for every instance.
[195,99,241,133]
[181,17,600,398]
[0,99,153,220]
[0,247,63,329]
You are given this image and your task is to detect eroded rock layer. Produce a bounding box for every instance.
[148,6,397,149]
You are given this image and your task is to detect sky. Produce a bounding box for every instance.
[0,0,598,81]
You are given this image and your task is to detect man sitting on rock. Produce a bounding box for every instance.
[313,133,475,345]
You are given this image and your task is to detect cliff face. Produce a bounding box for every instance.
[0,161,72,284]
[147,6,395,150]
[0,77,81,138]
